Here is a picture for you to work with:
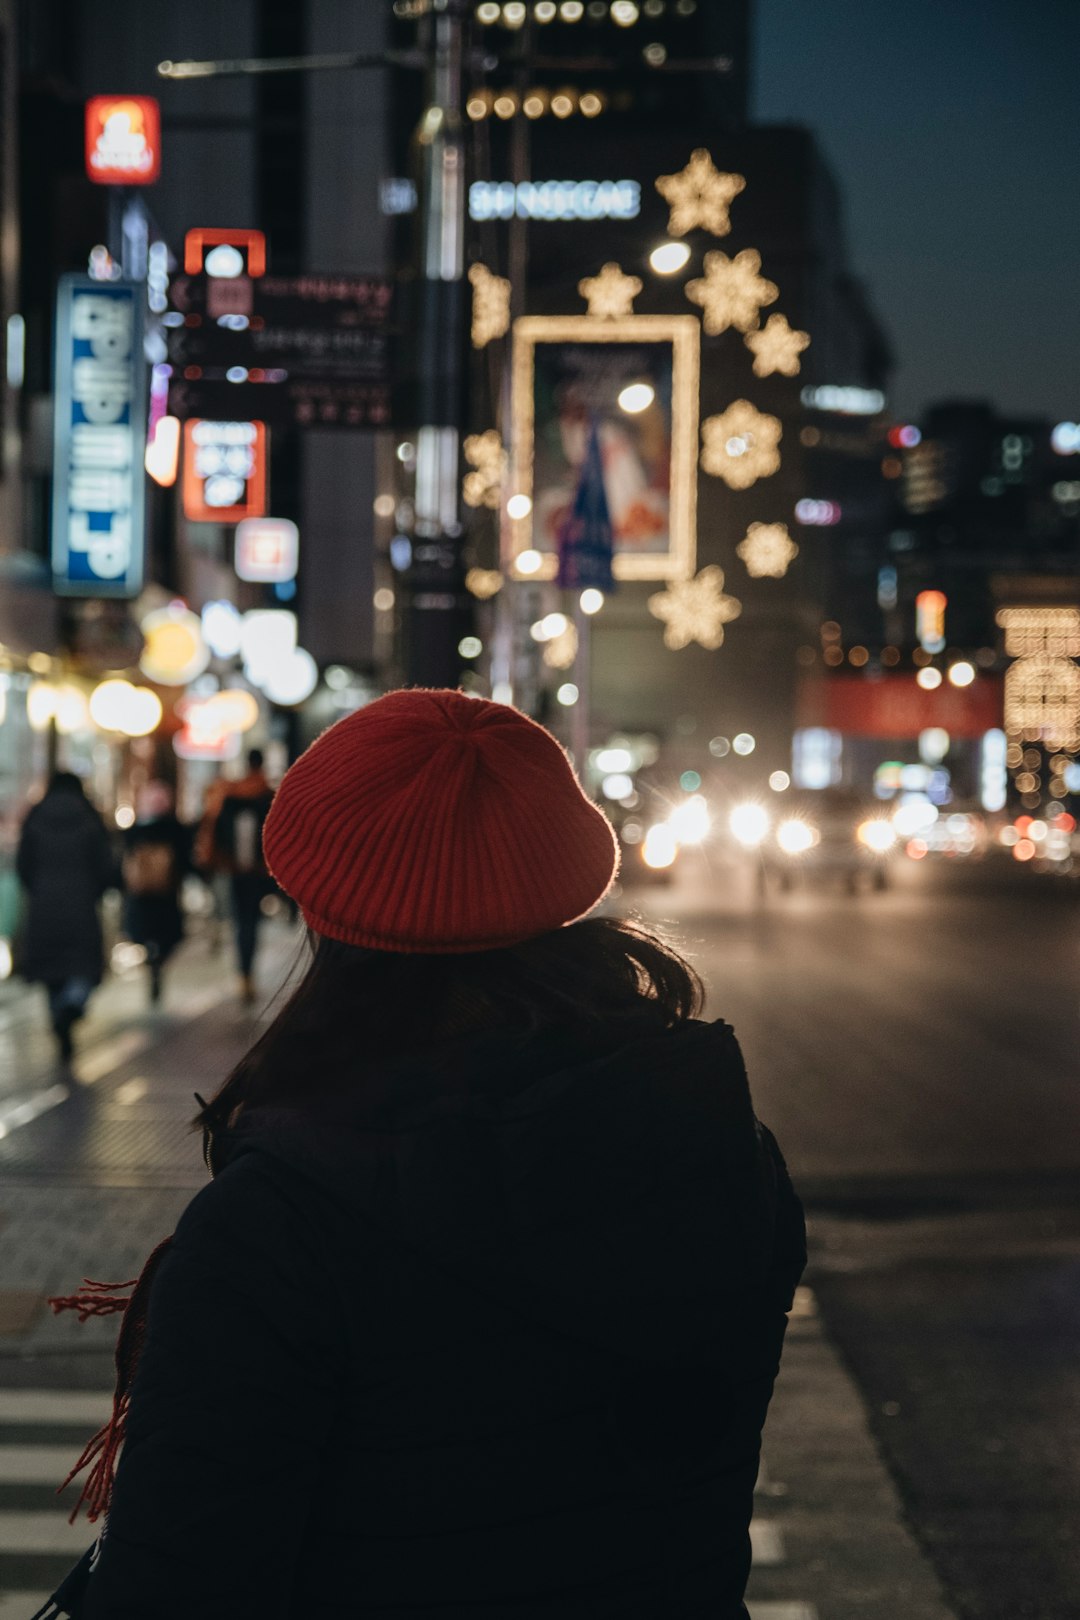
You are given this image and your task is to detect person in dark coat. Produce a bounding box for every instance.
[46,691,806,1620]
[196,747,275,1003]
[121,780,192,1004]
[16,770,114,1061]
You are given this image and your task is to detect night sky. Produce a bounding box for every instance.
[755,0,1080,424]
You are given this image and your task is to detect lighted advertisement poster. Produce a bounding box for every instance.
[51,277,146,598]
[511,316,699,581]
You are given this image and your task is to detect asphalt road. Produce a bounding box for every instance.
[638,854,1080,1620]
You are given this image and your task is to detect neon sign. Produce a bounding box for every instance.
[469,180,640,221]
[51,278,146,597]
[84,96,160,186]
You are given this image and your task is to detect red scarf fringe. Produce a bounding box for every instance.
[48,1236,174,1524]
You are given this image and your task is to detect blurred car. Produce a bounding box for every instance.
[754,788,898,894]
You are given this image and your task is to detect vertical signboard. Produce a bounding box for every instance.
[51,277,146,598]
[182,420,267,523]
[84,96,161,185]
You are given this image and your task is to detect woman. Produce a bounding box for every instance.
[121,780,191,1004]
[49,690,805,1620]
[16,771,114,1062]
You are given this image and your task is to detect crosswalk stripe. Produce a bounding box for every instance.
[0,1390,110,1425]
[0,1445,79,1485]
[0,1595,52,1620]
[749,1518,786,1566]
[0,1510,91,1553]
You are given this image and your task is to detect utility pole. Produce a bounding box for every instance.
[405,0,470,687]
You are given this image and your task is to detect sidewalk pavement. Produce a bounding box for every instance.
[0,930,958,1619]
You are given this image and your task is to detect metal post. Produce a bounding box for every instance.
[406,1,469,687]
[570,592,590,771]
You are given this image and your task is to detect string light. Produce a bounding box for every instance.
[744,313,811,378]
[648,566,742,651]
[468,263,511,349]
[655,150,746,237]
[701,401,782,489]
[736,522,798,579]
[462,430,506,509]
[577,261,642,318]
[686,249,778,335]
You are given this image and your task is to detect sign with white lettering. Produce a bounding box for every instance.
[469,180,640,222]
[51,277,146,598]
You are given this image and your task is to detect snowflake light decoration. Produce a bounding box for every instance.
[655,150,746,237]
[465,567,503,600]
[685,249,778,335]
[701,402,782,490]
[469,263,510,349]
[648,566,742,651]
[744,313,810,378]
[462,431,506,509]
[577,262,642,319]
[737,522,799,579]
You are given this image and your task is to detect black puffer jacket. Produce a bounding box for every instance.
[84,1017,805,1619]
[16,789,114,984]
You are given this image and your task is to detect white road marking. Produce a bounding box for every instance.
[0,1390,110,1425]
[750,1518,786,1566]
[113,1076,149,1105]
[789,1284,818,1318]
[0,1510,91,1552]
[0,1445,80,1485]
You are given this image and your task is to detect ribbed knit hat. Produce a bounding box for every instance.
[262,688,620,954]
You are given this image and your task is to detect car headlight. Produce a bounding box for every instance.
[642,823,678,869]
[857,818,897,853]
[776,818,818,855]
[729,802,770,848]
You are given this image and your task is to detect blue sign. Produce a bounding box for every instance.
[51,277,146,597]
[556,419,615,592]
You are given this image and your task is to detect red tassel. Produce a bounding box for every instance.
[49,1237,174,1523]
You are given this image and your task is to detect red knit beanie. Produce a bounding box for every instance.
[262,689,620,954]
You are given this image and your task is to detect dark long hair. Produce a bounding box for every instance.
[199,916,704,1130]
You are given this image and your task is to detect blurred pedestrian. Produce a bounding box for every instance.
[197,747,275,1003]
[46,691,805,1620]
[121,780,191,1004]
[16,771,114,1063]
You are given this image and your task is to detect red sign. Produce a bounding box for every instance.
[800,674,1003,740]
[184,229,266,278]
[85,97,161,186]
[182,420,267,524]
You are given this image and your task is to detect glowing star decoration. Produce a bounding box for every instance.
[701,402,782,490]
[737,522,799,579]
[648,566,742,651]
[577,262,642,319]
[685,249,778,336]
[744,313,810,378]
[468,263,510,349]
[462,431,507,509]
[655,150,746,237]
[465,567,504,600]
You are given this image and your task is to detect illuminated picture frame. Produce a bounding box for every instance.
[511,315,700,581]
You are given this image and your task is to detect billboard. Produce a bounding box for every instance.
[51,277,146,598]
[511,315,699,581]
[84,97,160,186]
[182,420,267,523]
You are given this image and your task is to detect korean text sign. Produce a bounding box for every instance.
[85,96,161,186]
[51,278,146,597]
